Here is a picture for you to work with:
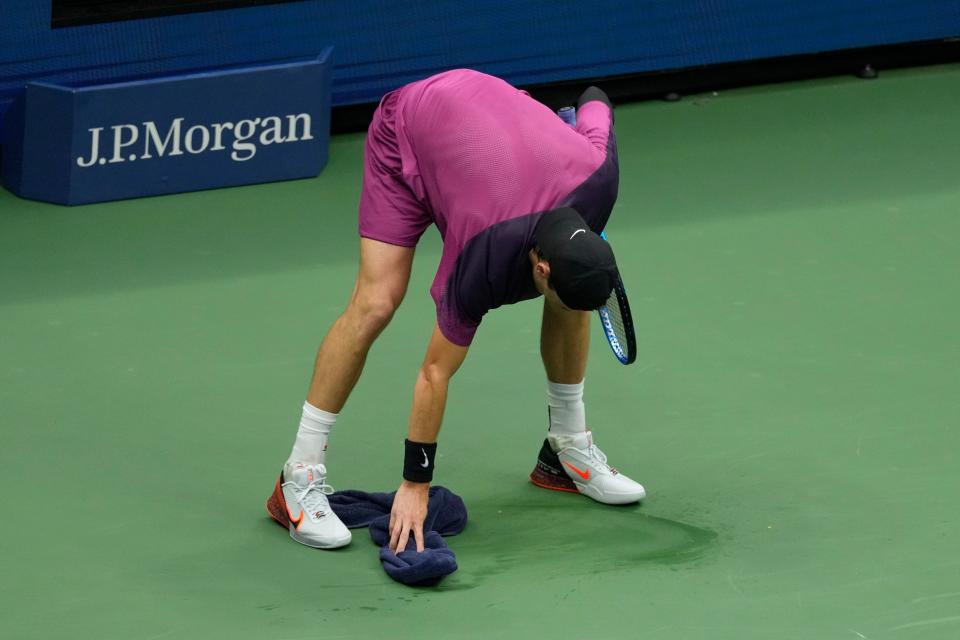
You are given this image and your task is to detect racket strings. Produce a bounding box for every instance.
[598,283,635,365]
[605,292,628,345]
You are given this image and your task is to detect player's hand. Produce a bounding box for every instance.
[389,480,429,553]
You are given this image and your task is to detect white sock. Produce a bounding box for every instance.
[288,401,337,465]
[547,379,586,436]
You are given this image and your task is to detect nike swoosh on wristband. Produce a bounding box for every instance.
[421,448,430,468]
[564,461,591,480]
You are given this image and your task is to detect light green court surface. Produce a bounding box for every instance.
[2,64,959,640]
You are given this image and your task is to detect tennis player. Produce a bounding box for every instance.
[266,69,646,552]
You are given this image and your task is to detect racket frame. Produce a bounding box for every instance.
[597,231,637,365]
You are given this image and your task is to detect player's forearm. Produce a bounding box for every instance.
[407,364,451,444]
[406,324,469,445]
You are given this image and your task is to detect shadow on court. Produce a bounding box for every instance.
[442,500,718,590]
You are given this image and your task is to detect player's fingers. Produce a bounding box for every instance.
[396,525,411,554]
[388,518,401,552]
[414,523,425,553]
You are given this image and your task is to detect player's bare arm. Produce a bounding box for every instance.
[389,324,469,553]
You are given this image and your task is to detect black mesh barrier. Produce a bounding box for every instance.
[52,0,309,28]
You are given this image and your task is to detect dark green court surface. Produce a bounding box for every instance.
[2,64,959,639]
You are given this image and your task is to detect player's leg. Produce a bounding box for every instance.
[530,297,646,504]
[540,295,591,384]
[305,237,415,414]
[267,238,414,548]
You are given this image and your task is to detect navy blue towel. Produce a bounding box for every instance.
[328,486,467,587]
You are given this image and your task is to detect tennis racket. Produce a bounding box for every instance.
[597,231,637,365]
[557,106,637,365]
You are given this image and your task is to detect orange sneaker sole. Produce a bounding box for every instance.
[265,474,290,527]
[529,466,580,494]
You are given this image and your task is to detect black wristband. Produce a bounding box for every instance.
[403,439,437,483]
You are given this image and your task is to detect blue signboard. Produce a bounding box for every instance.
[2,49,332,205]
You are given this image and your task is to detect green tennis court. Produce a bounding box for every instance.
[2,64,958,639]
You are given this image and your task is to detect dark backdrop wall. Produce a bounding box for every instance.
[2,1,959,136]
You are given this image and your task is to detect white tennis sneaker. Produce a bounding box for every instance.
[266,462,351,549]
[530,430,646,505]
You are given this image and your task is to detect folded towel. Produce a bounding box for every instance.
[328,486,467,586]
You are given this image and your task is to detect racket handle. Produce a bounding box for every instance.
[557,106,576,127]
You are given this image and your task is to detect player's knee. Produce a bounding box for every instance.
[351,290,401,337]
[420,362,452,387]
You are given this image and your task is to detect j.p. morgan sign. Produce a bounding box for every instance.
[2,50,332,205]
[75,114,316,167]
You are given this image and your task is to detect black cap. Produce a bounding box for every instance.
[533,207,617,310]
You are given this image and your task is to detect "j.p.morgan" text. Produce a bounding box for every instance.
[75,113,314,167]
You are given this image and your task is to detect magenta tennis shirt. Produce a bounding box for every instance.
[358,69,618,346]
